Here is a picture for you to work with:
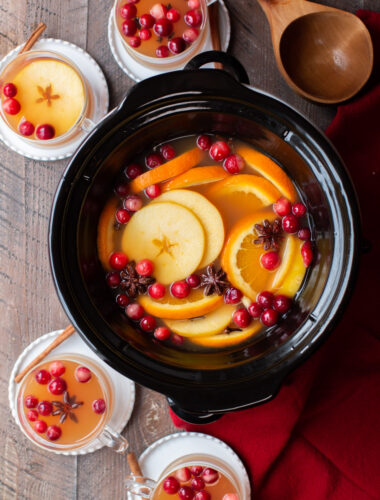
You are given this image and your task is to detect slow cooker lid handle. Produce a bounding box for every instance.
[184,50,250,85]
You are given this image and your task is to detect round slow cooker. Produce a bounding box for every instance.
[49,52,360,423]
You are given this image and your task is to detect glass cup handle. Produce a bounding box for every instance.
[125,475,156,498]
[98,425,129,453]
[81,117,96,133]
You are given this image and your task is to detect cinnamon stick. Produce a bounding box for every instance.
[209,2,223,69]
[14,324,75,383]
[19,22,47,54]
[127,452,143,476]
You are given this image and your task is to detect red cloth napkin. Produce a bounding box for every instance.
[170,10,380,500]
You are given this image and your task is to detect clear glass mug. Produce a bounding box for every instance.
[16,354,128,453]
[125,454,245,499]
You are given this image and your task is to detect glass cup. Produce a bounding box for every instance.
[16,354,128,453]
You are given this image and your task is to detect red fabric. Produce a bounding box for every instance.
[170,10,380,500]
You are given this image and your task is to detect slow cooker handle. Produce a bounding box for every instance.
[184,50,250,84]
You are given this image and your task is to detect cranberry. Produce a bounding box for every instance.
[167,7,180,22]
[196,134,212,150]
[273,294,292,313]
[209,141,230,161]
[248,301,263,318]
[149,282,166,299]
[116,208,131,224]
[36,124,55,140]
[222,495,239,500]
[27,409,39,421]
[3,82,17,97]
[169,37,186,54]
[223,154,245,174]
[191,466,204,476]
[35,369,51,385]
[140,13,155,28]
[2,98,20,115]
[171,333,184,345]
[116,293,130,307]
[37,400,53,416]
[176,467,192,482]
[184,9,203,27]
[139,28,152,41]
[46,425,62,441]
[292,202,307,217]
[154,18,173,37]
[109,251,128,270]
[106,271,121,288]
[183,27,199,43]
[282,214,300,233]
[150,3,167,19]
[232,308,252,328]
[145,184,161,198]
[146,152,163,169]
[74,366,92,383]
[136,258,154,276]
[128,36,141,48]
[19,120,35,136]
[160,144,176,160]
[191,477,205,490]
[115,182,130,197]
[260,251,281,270]
[49,361,65,377]
[274,197,292,217]
[224,287,243,304]
[156,45,170,57]
[202,467,219,484]
[154,326,171,341]
[126,303,145,320]
[140,315,156,331]
[261,308,279,327]
[186,273,200,288]
[48,377,67,395]
[188,0,200,8]
[301,240,314,267]
[122,19,138,36]
[298,227,311,241]
[257,291,274,308]
[125,163,143,179]
[195,492,210,500]
[34,420,47,433]
[24,395,38,408]
[92,398,106,414]
[120,3,137,18]
[124,195,143,212]
[171,280,190,298]
[178,486,194,500]
[163,476,180,494]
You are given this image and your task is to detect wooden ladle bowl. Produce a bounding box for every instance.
[257,0,374,103]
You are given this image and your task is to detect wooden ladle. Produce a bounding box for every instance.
[256,0,374,103]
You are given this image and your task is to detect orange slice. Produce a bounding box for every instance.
[236,145,297,202]
[275,239,306,296]
[130,148,202,193]
[161,166,229,192]
[138,288,223,320]
[97,197,119,271]
[190,321,262,348]
[271,235,298,289]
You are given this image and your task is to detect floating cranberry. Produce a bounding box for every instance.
[196,134,212,150]
[184,9,203,27]
[125,163,143,179]
[183,27,199,43]
[124,194,143,212]
[149,282,166,299]
[191,477,205,490]
[35,369,51,385]
[248,301,263,318]
[171,333,184,345]
[186,273,200,288]
[48,377,67,395]
[126,303,145,320]
[115,182,129,197]
[129,36,141,48]
[191,466,204,476]
[163,476,180,494]
[156,45,170,58]
[36,124,55,140]
[3,97,20,115]
[301,240,314,267]
[195,492,211,500]
[47,425,62,441]
[140,315,157,331]
[257,291,274,308]
[154,326,171,341]
[27,409,39,421]
[140,13,155,28]
[145,184,161,198]
[92,398,106,414]
[34,420,47,433]
[176,467,192,482]
[298,227,311,241]
[146,152,164,169]
[188,0,200,8]
[260,251,281,270]
[169,37,186,54]
[154,18,173,37]
[274,197,291,217]
[116,208,131,224]
[136,258,154,276]
[139,28,152,41]
[223,154,245,174]
[49,361,65,377]
[116,293,130,307]
[202,467,219,484]
[222,495,239,500]
[150,3,167,19]
[178,486,194,500]
[19,120,35,137]
[109,251,129,270]
[167,7,180,22]
[3,82,17,97]
[282,214,300,233]
[122,19,138,36]
[224,287,243,304]
[232,308,252,328]
[273,294,292,314]
[292,202,307,217]
[24,395,38,408]
[171,280,190,298]
[209,140,230,161]
[37,400,53,416]
[120,3,137,18]
[261,308,279,327]
[75,366,92,383]
[106,271,121,288]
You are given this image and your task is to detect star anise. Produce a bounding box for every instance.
[200,265,230,296]
[119,261,155,298]
[254,219,283,251]
[36,84,60,106]
[52,391,83,424]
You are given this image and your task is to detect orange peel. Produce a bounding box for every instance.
[161,165,229,191]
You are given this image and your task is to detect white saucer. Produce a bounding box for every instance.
[0,38,109,161]
[128,431,251,499]
[9,329,135,455]
[108,1,231,82]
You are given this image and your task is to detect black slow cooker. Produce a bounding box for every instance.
[49,52,360,423]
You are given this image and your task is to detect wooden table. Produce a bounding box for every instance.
[0,1,377,498]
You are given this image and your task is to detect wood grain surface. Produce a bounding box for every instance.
[0,1,378,499]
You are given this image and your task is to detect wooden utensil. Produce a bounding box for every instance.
[256,0,373,103]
